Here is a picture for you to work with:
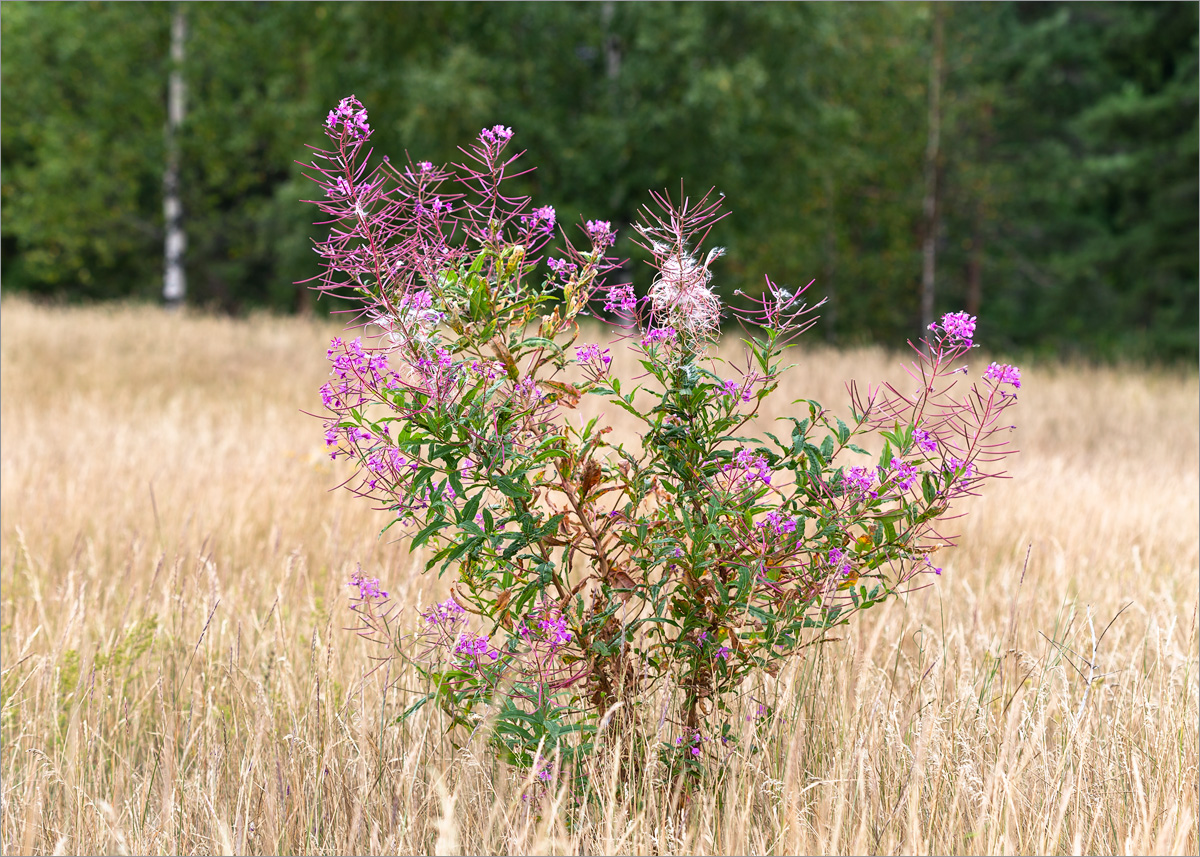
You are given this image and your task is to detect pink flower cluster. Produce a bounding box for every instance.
[943,457,976,478]
[547,256,577,280]
[886,458,920,492]
[455,632,500,662]
[843,465,875,496]
[643,326,678,345]
[604,284,637,314]
[929,311,977,346]
[349,568,388,600]
[328,336,391,383]
[757,510,798,536]
[325,95,371,141]
[725,449,772,485]
[520,205,557,237]
[575,343,612,367]
[719,378,754,402]
[585,219,616,249]
[913,427,938,453]
[479,124,514,146]
[519,608,573,651]
[423,598,467,627]
[827,547,854,577]
[364,447,416,489]
[983,362,1021,389]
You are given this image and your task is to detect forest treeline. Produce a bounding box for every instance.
[2,2,1196,361]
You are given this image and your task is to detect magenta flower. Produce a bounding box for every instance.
[586,219,616,249]
[931,311,977,346]
[604,284,637,314]
[325,176,353,199]
[943,457,977,479]
[349,568,388,600]
[843,465,875,496]
[884,458,920,492]
[455,632,499,661]
[537,614,573,649]
[325,95,371,141]
[718,378,754,402]
[479,124,513,145]
[548,257,578,280]
[518,606,574,651]
[642,326,678,345]
[575,343,611,367]
[521,205,557,236]
[757,510,798,536]
[403,291,433,310]
[423,598,466,626]
[828,548,854,577]
[913,428,938,454]
[725,448,772,485]
[514,375,546,402]
[415,197,452,219]
[983,362,1021,389]
[468,359,505,380]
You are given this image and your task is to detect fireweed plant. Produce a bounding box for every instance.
[305,97,1021,791]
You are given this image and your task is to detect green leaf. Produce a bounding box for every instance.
[460,492,483,525]
[921,473,937,504]
[493,475,530,500]
[411,518,447,550]
[395,693,435,723]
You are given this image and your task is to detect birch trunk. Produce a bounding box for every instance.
[163,5,187,308]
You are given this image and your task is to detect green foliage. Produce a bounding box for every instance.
[1,2,169,298]
[319,114,1022,792]
[2,2,1194,360]
[979,2,1199,361]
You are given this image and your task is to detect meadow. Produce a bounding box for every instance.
[1,296,1196,855]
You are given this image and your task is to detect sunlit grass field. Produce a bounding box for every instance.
[2,296,1196,855]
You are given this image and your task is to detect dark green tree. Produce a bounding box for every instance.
[2,2,1194,360]
[2,2,169,299]
[941,1,1198,360]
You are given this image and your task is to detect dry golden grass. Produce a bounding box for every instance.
[1,296,1196,855]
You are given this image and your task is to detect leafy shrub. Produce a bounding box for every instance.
[304,97,1021,789]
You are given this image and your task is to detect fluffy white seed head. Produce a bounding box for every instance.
[648,246,724,344]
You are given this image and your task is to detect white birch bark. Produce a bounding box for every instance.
[163,5,187,307]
